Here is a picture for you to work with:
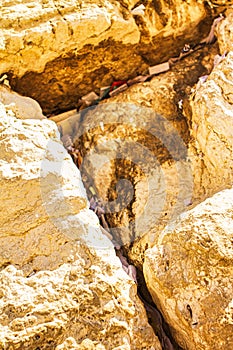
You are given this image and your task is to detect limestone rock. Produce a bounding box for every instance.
[217,9,233,53]
[0,0,208,113]
[144,187,233,350]
[0,84,45,119]
[206,0,233,8]
[189,50,233,200]
[0,101,161,350]
[72,98,193,253]
[0,0,140,77]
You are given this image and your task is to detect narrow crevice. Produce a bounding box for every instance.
[61,132,183,350]
[136,269,184,350]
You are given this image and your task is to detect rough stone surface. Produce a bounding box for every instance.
[217,9,233,57]
[188,49,233,200]
[144,187,233,350]
[0,85,45,120]
[1,2,233,349]
[0,0,210,113]
[0,101,161,350]
[206,0,233,8]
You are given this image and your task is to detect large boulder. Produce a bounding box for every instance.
[189,50,233,200]
[217,8,233,52]
[0,101,161,350]
[144,187,233,350]
[0,0,209,113]
[0,84,45,120]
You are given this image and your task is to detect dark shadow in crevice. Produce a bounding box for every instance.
[136,268,184,350]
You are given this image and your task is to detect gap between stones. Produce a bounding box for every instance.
[61,130,183,350]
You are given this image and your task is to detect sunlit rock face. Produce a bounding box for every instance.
[206,0,233,6]
[73,99,192,248]
[0,101,161,350]
[0,0,209,114]
[217,9,233,52]
[144,187,233,350]
[0,85,45,120]
[188,51,233,200]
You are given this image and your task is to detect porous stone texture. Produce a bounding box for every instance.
[0,0,210,113]
[188,49,233,200]
[206,0,233,8]
[0,85,45,120]
[73,100,193,248]
[0,101,161,350]
[217,9,233,53]
[144,187,233,350]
